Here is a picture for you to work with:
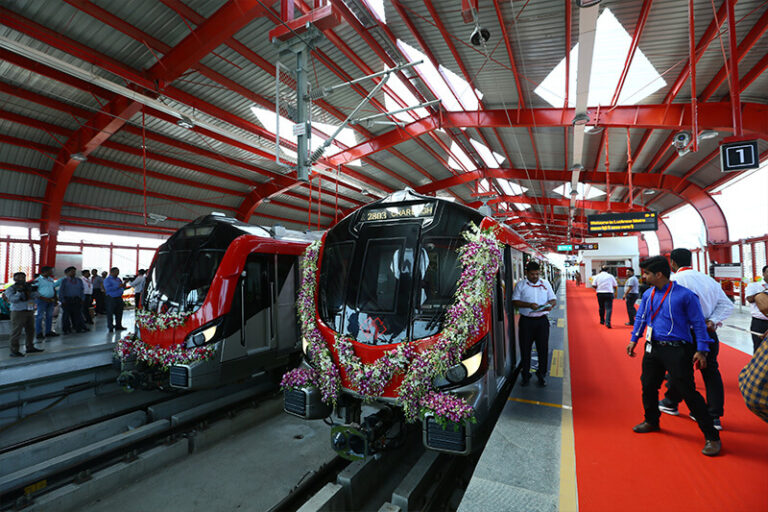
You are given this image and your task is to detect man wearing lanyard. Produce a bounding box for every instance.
[627,256,720,456]
[622,268,640,326]
[746,265,768,352]
[592,266,618,328]
[658,249,733,430]
[512,261,557,387]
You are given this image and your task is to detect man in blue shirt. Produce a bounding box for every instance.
[626,256,721,456]
[59,266,87,334]
[34,266,59,339]
[104,267,127,333]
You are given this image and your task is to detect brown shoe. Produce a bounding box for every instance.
[702,440,721,456]
[633,421,660,433]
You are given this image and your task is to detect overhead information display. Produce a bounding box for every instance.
[587,212,658,233]
[557,244,573,251]
[575,243,598,250]
[362,202,436,222]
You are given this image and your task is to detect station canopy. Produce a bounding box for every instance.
[0,0,766,254]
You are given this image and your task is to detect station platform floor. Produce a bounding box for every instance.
[0,311,134,387]
[461,281,768,512]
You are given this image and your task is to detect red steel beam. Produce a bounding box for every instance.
[699,5,768,101]
[3,5,393,201]
[328,102,768,166]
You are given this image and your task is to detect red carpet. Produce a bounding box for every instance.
[567,282,768,512]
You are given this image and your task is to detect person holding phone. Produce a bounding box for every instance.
[512,261,557,387]
[626,256,720,456]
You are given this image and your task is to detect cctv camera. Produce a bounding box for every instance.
[470,26,490,46]
[672,131,692,149]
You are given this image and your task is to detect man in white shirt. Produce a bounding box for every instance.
[592,266,618,328]
[746,265,768,352]
[80,269,94,326]
[512,261,557,387]
[129,269,146,307]
[622,268,640,326]
[658,248,734,430]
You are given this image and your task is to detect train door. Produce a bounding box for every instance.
[241,253,274,354]
[274,254,298,351]
[491,264,508,388]
[503,246,516,376]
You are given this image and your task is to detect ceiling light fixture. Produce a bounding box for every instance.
[572,112,590,126]
[176,115,195,129]
[698,130,718,140]
[71,152,87,162]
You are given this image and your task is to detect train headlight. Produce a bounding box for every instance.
[184,319,222,349]
[445,363,468,383]
[443,339,486,385]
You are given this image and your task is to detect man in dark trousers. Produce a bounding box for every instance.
[622,268,640,326]
[658,248,732,430]
[59,266,88,334]
[626,256,721,456]
[104,267,127,333]
[592,266,618,328]
[91,268,105,314]
[512,261,557,387]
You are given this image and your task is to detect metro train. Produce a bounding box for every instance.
[283,189,559,459]
[117,214,315,390]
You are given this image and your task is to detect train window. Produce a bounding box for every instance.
[412,237,461,340]
[356,239,405,313]
[144,249,224,313]
[243,255,270,316]
[186,249,224,309]
[318,242,354,330]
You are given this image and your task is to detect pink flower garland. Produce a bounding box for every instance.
[282,223,502,426]
[115,333,215,370]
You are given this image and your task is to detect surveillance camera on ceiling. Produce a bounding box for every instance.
[470,25,490,46]
[672,131,692,150]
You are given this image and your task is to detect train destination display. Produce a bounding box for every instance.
[363,202,435,222]
[587,212,658,233]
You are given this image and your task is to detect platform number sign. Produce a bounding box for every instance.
[720,140,759,172]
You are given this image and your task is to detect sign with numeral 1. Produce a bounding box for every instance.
[720,139,759,172]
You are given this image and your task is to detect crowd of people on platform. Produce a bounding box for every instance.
[576,250,768,457]
[1,267,147,357]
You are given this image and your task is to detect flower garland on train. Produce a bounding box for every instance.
[115,333,215,369]
[281,223,502,425]
[136,309,192,331]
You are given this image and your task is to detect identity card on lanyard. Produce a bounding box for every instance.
[645,283,673,349]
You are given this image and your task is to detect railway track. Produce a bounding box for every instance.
[0,377,280,511]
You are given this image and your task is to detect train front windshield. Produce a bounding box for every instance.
[143,222,250,313]
[318,201,479,346]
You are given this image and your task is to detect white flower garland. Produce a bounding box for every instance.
[282,223,502,425]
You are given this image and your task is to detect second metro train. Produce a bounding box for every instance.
[117,214,315,390]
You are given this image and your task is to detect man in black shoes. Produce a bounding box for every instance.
[658,248,732,431]
[626,256,721,457]
[592,266,618,328]
[512,261,557,387]
[2,272,44,356]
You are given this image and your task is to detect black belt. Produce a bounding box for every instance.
[652,339,684,347]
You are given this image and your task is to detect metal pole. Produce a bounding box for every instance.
[688,0,698,152]
[726,0,742,136]
[296,48,309,182]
